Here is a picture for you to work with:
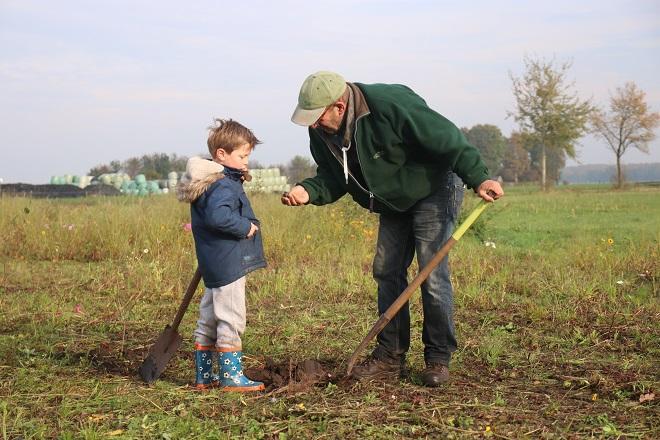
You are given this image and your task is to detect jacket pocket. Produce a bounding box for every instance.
[239,231,265,270]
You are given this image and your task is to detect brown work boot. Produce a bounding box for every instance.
[421,362,449,387]
[351,356,406,381]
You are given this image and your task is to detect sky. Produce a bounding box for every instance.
[1,0,659,183]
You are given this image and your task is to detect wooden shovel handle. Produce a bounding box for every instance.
[346,199,493,376]
[171,267,202,331]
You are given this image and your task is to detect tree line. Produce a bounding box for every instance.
[508,56,659,189]
[89,153,189,180]
[90,56,659,189]
[88,152,318,186]
[561,163,660,184]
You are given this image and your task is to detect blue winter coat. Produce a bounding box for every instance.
[189,167,266,288]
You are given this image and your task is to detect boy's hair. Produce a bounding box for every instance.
[207,118,261,157]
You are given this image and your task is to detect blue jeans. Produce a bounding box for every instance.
[372,171,464,366]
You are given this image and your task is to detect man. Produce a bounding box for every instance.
[282,71,503,387]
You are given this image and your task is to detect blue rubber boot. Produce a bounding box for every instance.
[217,348,265,392]
[194,343,217,389]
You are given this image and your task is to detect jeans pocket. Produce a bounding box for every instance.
[446,173,464,219]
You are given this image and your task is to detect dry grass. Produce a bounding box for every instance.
[1,186,658,438]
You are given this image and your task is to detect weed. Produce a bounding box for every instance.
[478,327,511,368]
[0,186,658,437]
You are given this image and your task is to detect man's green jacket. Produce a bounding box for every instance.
[300,82,490,213]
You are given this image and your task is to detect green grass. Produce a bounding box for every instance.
[1,185,658,438]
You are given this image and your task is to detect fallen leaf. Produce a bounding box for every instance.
[108,429,124,436]
[88,414,107,422]
[639,393,655,403]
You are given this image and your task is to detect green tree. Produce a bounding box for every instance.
[590,82,660,188]
[88,153,188,178]
[528,142,565,185]
[461,124,507,176]
[509,56,593,190]
[500,131,531,184]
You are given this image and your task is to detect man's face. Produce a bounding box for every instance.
[311,103,344,134]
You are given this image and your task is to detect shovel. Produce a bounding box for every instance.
[139,267,202,383]
[346,198,494,376]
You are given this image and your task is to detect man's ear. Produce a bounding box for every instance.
[214,148,226,161]
[335,100,347,117]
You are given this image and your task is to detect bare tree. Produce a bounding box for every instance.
[590,82,660,188]
[509,56,593,190]
[285,155,316,184]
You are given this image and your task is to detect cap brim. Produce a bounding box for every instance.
[291,105,325,126]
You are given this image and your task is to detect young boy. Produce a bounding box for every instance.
[177,118,266,391]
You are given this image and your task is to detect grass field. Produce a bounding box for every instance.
[1,185,658,439]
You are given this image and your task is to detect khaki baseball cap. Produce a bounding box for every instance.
[291,71,347,126]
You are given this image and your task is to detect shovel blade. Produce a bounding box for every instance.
[138,325,183,384]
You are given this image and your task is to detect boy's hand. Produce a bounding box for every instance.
[247,223,259,238]
[281,185,309,206]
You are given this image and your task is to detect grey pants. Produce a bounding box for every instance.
[193,276,246,349]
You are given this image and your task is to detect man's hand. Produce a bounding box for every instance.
[247,222,259,238]
[476,180,504,202]
[281,185,310,206]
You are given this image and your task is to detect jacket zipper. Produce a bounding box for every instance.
[324,141,374,209]
[352,114,397,213]
[320,113,398,213]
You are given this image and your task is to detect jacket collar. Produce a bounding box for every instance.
[222,166,245,181]
[176,156,225,203]
[348,82,370,120]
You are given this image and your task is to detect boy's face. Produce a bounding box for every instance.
[215,142,252,171]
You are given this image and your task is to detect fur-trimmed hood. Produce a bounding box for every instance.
[176,156,224,203]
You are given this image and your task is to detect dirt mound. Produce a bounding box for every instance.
[83,184,121,196]
[62,339,339,392]
[1,183,120,198]
[1,183,85,198]
[245,358,335,391]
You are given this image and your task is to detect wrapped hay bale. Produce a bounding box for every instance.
[79,176,93,188]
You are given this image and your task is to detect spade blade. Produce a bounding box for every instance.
[138,325,183,383]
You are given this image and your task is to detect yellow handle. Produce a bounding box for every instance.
[451,200,491,241]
